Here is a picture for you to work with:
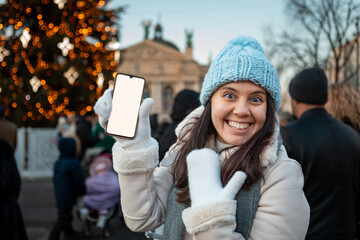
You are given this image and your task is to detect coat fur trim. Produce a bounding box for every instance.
[112,139,159,175]
[260,122,279,167]
[182,200,237,234]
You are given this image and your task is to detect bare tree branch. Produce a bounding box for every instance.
[264,0,360,83]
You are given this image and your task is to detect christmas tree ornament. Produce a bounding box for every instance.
[30,76,41,93]
[57,37,74,56]
[0,46,10,62]
[54,0,67,9]
[64,66,79,85]
[20,29,31,48]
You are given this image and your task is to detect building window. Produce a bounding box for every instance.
[163,85,173,112]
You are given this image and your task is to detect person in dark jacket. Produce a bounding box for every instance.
[158,89,200,160]
[0,139,28,240]
[49,137,86,240]
[281,67,360,240]
[76,111,98,162]
[0,104,17,153]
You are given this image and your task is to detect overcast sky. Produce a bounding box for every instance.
[112,0,287,65]
[0,0,288,65]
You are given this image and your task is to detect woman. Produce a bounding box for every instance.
[326,81,360,133]
[94,36,310,239]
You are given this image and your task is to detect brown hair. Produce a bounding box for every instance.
[172,94,276,203]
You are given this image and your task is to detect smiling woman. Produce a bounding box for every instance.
[94,36,310,240]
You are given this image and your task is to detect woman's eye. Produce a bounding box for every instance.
[251,96,263,103]
[223,92,234,99]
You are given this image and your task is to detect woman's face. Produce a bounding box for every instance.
[210,81,267,146]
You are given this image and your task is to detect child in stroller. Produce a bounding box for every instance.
[78,154,120,238]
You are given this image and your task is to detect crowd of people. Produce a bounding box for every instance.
[49,110,120,239]
[1,35,360,240]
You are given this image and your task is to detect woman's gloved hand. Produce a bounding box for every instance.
[93,88,113,129]
[182,148,247,234]
[116,97,154,150]
[94,88,154,150]
[94,89,158,175]
[186,148,247,207]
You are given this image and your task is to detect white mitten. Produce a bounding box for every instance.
[109,97,158,175]
[94,88,113,129]
[94,89,158,175]
[182,148,246,234]
[114,97,154,150]
[94,88,154,149]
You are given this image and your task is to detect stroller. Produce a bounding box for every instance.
[80,204,119,238]
[77,154,121,238]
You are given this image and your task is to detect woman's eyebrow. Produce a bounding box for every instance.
[219,86,237,91]
[252,90,267,95]
[219,87,266,95]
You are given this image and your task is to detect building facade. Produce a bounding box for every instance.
[326,34,360,86]
[117,23,209,115]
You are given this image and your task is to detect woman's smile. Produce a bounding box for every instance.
[227,120,250,130]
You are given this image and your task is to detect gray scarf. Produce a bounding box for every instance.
[163,180,261,240]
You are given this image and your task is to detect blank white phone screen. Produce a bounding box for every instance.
[106,74,145,138]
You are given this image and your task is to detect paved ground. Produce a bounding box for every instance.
[18,178,148,240]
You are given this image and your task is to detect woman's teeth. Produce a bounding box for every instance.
[228,121,250,130]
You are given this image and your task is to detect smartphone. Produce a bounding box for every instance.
[106,73,146,139]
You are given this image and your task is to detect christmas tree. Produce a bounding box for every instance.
[0,0,125,127]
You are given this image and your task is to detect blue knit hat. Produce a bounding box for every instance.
[200,36,281,111]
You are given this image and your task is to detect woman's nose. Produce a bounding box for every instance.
[233,100,250,117]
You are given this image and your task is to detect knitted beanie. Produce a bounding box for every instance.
[289,67,328,104]
[200,36,281,111]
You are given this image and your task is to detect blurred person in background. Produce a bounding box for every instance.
[49,137,86,240]
[76,111,98,162]
[278,109,295,127]
[158,89,200,160]
[54,114,81,156]
[0,139,28,240]
[91,120,115,155]
[282,67,360,239]
[0,104,17,153]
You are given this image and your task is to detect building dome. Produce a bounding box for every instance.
[153,23,179,51]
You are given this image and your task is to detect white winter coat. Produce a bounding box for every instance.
[112,106,310,240]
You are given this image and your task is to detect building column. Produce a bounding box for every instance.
[150,82,162,113]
